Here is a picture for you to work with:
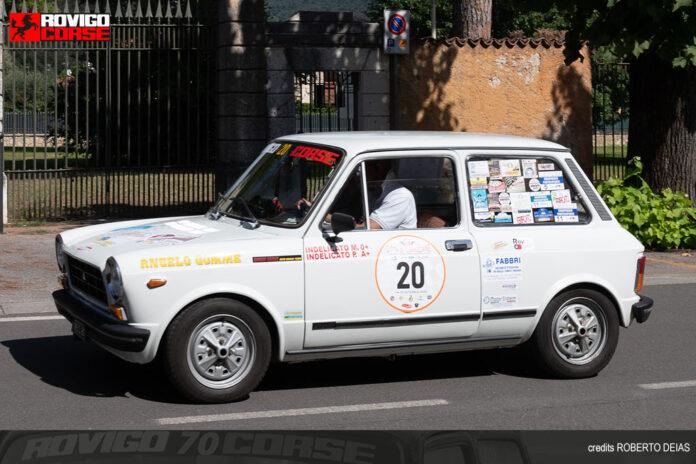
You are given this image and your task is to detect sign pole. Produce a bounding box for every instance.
[389,54,399,130]
[384,9,410,132]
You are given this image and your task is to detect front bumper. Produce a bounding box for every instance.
[53,289,150,352]
[632,295,654,323]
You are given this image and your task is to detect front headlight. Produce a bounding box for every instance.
[104,257,124,304]
[55,235,66,273]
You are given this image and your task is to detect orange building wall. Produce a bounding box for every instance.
[399,39,593,176]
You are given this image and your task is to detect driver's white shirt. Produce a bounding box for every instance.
[369,171,417,230]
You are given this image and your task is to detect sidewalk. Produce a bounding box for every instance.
[1,224,694,316]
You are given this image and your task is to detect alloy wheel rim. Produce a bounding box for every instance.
[186,315,255,389]
[551,299,607,365]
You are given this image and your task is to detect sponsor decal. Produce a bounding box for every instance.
[512,237,533,251]
[289,145,341,167]
[528,178,541,192]
[510,192,533,225]
[483,294,518,309]
[551,189,572,207]
[554,203,579,222]
[533,208,555,223]
[474,211,494,222]
[493,240,508,250]
[488,179,506,193]
[494,211,512,223]
[471,189,489,212]
[283,311,304,320]
[374,235,446,313]
[469,176,488,189]
[530,192,553,208]
[538,171,565,191]
[263,142,282,154]
[468,160,490,178]
[497,192,512,212]
[139,254,241,269]
[9,12,110,42]
[504,176,526,193]
[521,159,538,178]
[488,160,502,178]
[305,243,371,260]
[499,159,521,177]
[538,162,555,171]
[253,255,302,263]
[487,192,501,212]
[481,255,523,281]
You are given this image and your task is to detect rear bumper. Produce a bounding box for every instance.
[632,295,654,323]
[53,289,150,352]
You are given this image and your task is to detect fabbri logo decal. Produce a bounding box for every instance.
[9,13,111,42]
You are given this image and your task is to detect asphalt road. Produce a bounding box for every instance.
[0,283,694,429]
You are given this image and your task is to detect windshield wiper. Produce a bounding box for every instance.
[231,196,260,229]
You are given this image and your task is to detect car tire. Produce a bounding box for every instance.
[163,298,272,403]
[529,288,619,378]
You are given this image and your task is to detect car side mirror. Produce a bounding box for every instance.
[331,213,356,236]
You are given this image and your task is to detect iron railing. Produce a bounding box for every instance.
[592,61,630,181]
[295,71,358,133]
[1,0,215,222]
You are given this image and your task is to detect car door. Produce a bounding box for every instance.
[302,150,481,349]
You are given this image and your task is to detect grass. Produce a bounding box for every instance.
[3,148,91,171]
[5,170,215,221]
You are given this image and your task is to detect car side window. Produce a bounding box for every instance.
[466,156,590,226]
[325,156,459,231]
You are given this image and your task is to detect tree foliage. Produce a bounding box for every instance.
[563,0,696,68]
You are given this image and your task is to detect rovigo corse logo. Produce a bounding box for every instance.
[9,12,111,42]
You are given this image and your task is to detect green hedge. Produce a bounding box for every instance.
[596,157,696,250]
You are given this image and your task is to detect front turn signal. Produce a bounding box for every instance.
[147,278,167,289]
[109,304,127,321]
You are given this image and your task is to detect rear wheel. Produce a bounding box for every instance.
[164,298,271,403]
[529,289,619,378]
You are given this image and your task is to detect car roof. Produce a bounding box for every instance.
[276,131,569,156]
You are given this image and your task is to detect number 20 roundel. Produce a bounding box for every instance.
[374,235,446,313]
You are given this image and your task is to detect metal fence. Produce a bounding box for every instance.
[592,61,630,181]
[1,0,216,222]
[295,71,358,133]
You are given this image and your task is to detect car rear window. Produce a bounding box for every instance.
[465,156,591,226]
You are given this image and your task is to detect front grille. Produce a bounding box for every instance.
[66,255,107,305]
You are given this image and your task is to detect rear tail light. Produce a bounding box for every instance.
[635,256,646,293]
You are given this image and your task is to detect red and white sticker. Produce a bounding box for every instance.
[374,235,446,313]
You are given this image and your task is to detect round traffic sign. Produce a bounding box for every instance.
[388,13,406,35]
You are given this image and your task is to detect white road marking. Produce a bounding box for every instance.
[156,399,450,425]
[0,315,64,323]
[639,380,696,390]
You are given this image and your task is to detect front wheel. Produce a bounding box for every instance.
[529,289,619,378]
[163,298,271,403]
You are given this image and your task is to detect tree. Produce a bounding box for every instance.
[367,0,454,39]
[452,0,492,38]
[563,0,696,203]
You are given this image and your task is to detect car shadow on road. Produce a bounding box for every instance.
[258,347,551,392]
[3,335,551,403]
[1,335,188,404]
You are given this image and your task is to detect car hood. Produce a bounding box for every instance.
[61,216,276,267]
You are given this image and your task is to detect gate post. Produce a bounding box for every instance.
[216,0,268,194]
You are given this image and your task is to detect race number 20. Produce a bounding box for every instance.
[375,236,446,313]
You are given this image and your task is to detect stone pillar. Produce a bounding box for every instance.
[216,0,268,194]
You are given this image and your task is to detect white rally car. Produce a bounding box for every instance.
[53,132,654,403]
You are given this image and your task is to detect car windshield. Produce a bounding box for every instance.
[214,142,344,227]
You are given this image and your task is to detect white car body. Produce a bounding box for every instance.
[54,132,647,367]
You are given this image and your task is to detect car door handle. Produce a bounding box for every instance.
[445,240,473,252]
